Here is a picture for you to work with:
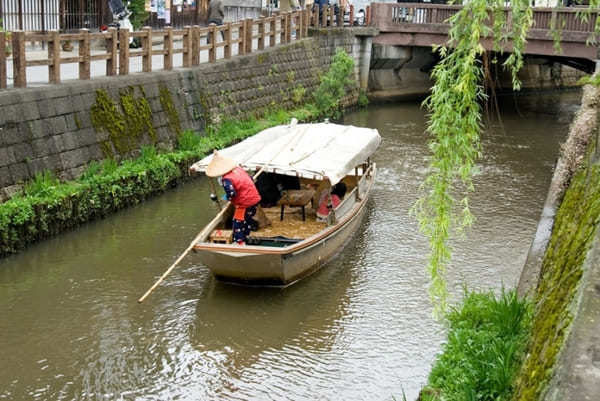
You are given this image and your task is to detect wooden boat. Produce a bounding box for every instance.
[189,120,381,286]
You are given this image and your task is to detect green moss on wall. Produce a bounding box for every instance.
[74,113,82,130]
[512,143,600,401]
[90,88,156,157]
[159,84,182,136]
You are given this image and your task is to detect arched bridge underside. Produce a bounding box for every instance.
[370,3,600,73]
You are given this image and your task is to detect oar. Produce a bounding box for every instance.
[137,120,304,303]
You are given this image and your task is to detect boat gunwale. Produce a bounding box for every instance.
[193,164,376,256]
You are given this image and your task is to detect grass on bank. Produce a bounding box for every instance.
[420,289,532,401]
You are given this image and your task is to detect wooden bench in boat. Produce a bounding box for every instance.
[277,189,316,221]
[209,229,233,244]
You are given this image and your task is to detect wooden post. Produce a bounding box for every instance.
[164,27,173,70]
[314,6,319,27]
[286,13,292,43]
[12,31,26,88]
[106,27,118,76]
[270,17,276,47]
[329,6,335,27]
[349,5,354,27]
[305,6,310,29]
[48,30,60,83]
[142,26,152,72]
[258,19,264,50]
[337,6,343,27]
[192,25,200,66]
[239,23,246,56]
[183,26,192,67]
[208,23,216,63]
[78,29,90,80]
[119,28,130,75]
[224,22,232,59]
[296,11,302,39]
[0,31,6,89]
[245,18,253,54]
[280,14,286,43]
[321,6,328,27]
[366,5,371,26]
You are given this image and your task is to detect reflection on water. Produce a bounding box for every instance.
[0,93,576,400]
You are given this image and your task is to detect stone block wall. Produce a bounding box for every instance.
[0,29,366,199]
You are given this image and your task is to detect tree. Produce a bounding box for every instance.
[128,0,149,31]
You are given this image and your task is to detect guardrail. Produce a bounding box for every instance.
[0,5,370,90]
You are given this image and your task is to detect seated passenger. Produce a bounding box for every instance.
[255,173,301,208]
[316,182,347,220]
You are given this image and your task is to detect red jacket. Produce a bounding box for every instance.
[316,193,341,219]
[223,167,261,207]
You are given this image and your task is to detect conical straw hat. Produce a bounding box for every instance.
[205,150,237,177]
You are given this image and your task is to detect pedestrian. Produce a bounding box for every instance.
[207,0,225,42]
[207,0,224,26]
[206,151,262,245]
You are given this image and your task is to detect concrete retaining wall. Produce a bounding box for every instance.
[0,29,367,200]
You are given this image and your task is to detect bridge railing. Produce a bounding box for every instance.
[371,3,599,35]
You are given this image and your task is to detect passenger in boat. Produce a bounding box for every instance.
[316,182,347,221]
[255,173,301,208]
[206,151,261,245]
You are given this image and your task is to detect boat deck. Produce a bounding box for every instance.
[253,206,326,240]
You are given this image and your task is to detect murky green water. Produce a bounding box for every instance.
[0,93,578,400]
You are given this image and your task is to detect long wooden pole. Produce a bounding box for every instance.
[137,122,303,303]
[137,200,231,303]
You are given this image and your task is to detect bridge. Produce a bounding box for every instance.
[369,3,599,73]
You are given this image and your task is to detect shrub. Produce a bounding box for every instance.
[421,289,531,401]
[313,48,356,117]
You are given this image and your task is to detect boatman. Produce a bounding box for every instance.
[206,151,261,245]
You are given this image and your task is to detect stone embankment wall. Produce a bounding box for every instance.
[0,29,368,200]
[514,85,600,401]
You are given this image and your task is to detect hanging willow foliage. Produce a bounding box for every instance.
[415,0,532,317]
[418,0,600,317]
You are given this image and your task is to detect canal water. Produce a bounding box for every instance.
[0,93,578,401]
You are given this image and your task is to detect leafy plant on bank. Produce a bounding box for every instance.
[420,290,532,401]
[314,48,356,118]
